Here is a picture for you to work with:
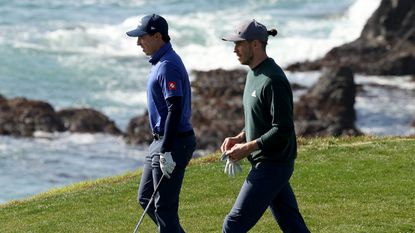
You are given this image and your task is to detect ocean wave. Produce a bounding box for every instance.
[1,0,381,72]
[356,75,415,90]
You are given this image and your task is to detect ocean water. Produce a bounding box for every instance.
[1,0,414,203]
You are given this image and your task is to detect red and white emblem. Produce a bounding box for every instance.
[168,81,177,91]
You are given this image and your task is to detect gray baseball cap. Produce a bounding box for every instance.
[222,19,272,43]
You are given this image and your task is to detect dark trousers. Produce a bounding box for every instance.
[138,135,195,233]
[223,162,310,233]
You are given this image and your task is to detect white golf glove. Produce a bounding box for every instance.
[159,152,176,179]
[220,153,242,177]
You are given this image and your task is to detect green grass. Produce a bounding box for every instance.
[1,136,414,232]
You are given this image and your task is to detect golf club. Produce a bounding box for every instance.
[133,174,165,233]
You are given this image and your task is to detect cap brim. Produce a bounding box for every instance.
[126,28,147,37]
[222,34,245,42]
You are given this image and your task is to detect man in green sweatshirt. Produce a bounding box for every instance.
[221,19,310,233]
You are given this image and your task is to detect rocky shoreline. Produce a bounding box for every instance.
[1,64,412,151]
[0,96,121,137]
[285,0,415,76]
[1,0,414,152]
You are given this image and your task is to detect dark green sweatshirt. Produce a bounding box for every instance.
[243,58,297,164]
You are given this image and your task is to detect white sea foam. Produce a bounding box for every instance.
[356,75,415,90]
[331,0,381,40]
[167,0,380,70]
[0,143,7,153]
[286,71,321,87]
[4,0,380,72]
[8,0,146,8]
[97,89,147,107]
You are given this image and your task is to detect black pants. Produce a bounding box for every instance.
[138,135,196,233]
[223,162,310,233]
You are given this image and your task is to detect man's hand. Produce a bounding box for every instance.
[220,132,246,153]
[220,153,242,176]
[225,140,260,161]
[159,152,176,179]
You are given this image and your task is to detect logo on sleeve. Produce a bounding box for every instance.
[251,90,257,97]
[168,81,177,91]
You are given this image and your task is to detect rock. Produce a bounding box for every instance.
[294,67,362,136]
[286,0,415,75]
[291,83,308,91]
[124,112,153,145]
[0,97,64,136]
[0,96,122,137]
[191,69,246,151]
[0,96,11,135]
[56,108,122,135]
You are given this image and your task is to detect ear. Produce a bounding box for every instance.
[153,32,162,40]
[252,40,261,49]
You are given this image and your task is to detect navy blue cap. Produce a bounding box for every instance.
[126,14,168,37]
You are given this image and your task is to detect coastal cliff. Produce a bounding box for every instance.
[286,0,415,76]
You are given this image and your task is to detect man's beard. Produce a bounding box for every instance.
[240,54,254,66]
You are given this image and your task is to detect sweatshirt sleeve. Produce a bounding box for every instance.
[256,77,295,152]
